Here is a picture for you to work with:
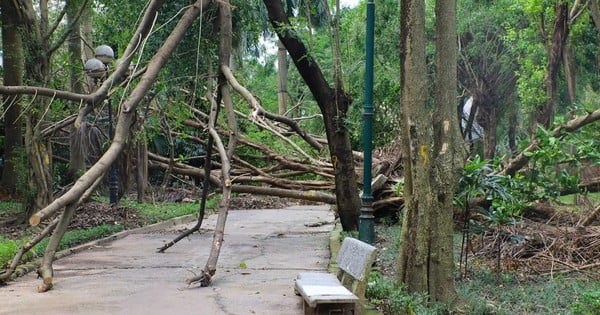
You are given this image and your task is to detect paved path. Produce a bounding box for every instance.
[0,205,335,315]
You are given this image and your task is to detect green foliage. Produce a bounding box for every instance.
[342,1,401,148]
[366,272,436,315]
[517,123,599,201]
[456,156,521,231]
[0,237,20,268]
[0,225,123,269]
[571,290,600,315]
[0,201,21,216]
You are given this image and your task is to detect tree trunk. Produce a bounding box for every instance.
[186,1,234,287]
[536,2,568,129]
[397,0,463,304]
[0,0,25,193]
[397,0,432,294]
[475,97,498,159]
[20,0,54,217]
[562,41,576,106]
[429,0,464,302]
[277,40,289,116]
[264,0,360,231]
[67,0,88,178]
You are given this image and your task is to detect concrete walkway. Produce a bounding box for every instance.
[0,205,335,315]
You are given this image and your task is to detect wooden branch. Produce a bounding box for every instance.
[222,65,323,151]
[502,107,600,176]
[232,185,336,204]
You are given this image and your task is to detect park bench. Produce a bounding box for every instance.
[295,237,377,315]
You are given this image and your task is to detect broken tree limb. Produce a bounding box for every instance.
[221,64,323,151]
[34,0,210,292]
[232,185,336,204]
[186,2,233,287]
[503,107,600,176]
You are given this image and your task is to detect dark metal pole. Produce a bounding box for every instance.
[359,0,375,244]
[108,98,119,205]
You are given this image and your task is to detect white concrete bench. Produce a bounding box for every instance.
[295,237,377,315]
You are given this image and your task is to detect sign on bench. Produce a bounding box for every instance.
[295,237,377,315]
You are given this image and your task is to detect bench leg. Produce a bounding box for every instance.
[303,300,316,315]
[314,303,355,315]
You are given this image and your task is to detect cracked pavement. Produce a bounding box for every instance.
[0,205,335,315]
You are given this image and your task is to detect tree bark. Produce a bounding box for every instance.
[397,0,432,295]
[263,0,360,231]
[429,0,464,302]
[66,0,89,178]
[397,0,463,304]
[0,0,25,193]
[277,40,289,115]
[186,0,233,287]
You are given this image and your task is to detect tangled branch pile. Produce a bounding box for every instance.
[471,218,600,277]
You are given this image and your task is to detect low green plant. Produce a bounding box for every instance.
[0,237,19,268]
[366,271,434,314]
[571,290,600,315]
[0,237,34,268]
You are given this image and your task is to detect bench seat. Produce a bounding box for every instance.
[295,237,377,315]
[295,278,358,308]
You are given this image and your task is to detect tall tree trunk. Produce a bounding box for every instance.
[429,0,464,302]
[0,0,25,193]
[536,2,568,129]
[397,0,463,304]
[397,0,432,294]
[475,97,498,159]
[562,41,576,106]
[264,0,360,231]
[19,0,54,216]
[277,40,289,115]
[67,0,88,178]
[186,0,233,287]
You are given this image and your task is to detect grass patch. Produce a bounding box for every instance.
[457,271,600,314]
[0,201,22,217]
[120,198,213,223]
[0,224,125,268]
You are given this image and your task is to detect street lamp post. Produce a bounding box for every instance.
[84,45,118,205]
[359,0,375,245]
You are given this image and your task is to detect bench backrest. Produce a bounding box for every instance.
[336,237,377,281]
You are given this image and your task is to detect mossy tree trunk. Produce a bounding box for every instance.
[396,0,465,304]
